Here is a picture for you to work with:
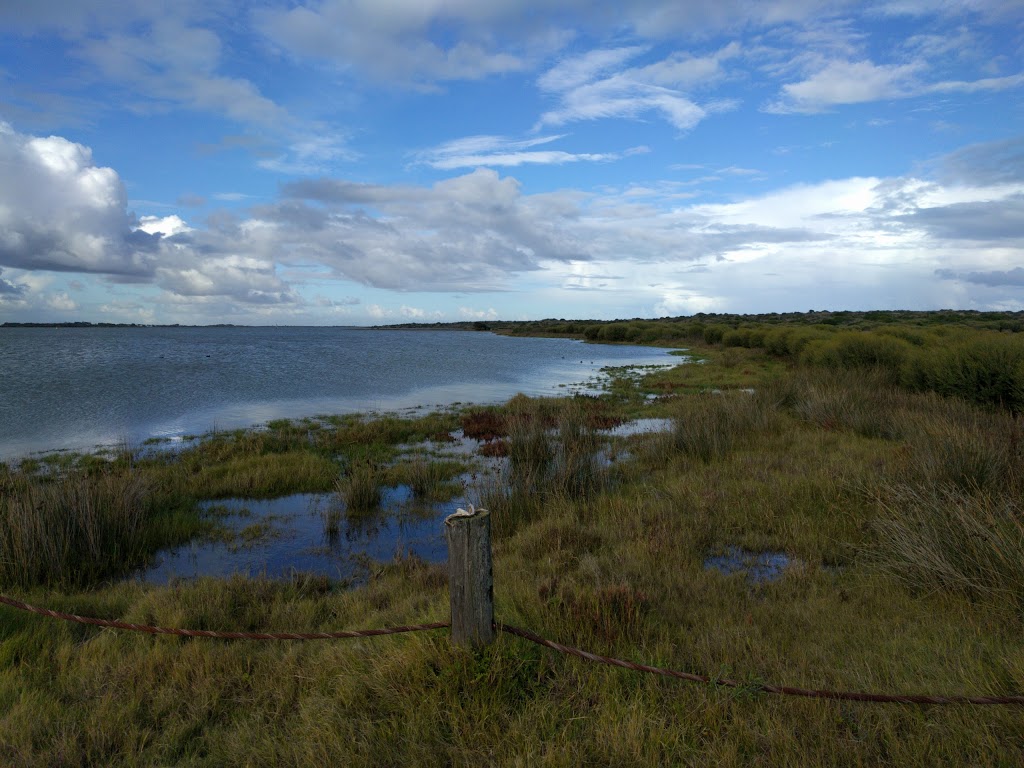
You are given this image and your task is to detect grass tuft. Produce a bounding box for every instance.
[337,460,382,515]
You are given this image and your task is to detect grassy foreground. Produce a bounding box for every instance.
[2,332,1024,765]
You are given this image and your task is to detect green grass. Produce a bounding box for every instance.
[337,460,383,515]
[2,337,1024,764]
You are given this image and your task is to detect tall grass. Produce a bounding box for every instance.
[668,391,772,462]
[895,400,1023,493]
[336,461,382,515]
[871,485,1024,611]
[768,369,909,440]
[0,468,149,588]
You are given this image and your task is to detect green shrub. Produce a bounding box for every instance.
[903,334,1024,411]
[800,331,911,383]
[702,325,726,345]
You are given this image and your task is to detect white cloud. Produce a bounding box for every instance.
[136,215,192,236]
[78,20,291,127]
[5,124,1024,320]
[768,56,1024,113]
[768,59,923,112]
[254,0,539,88]
[536,44,741,130]
[414,133,635,169]
[459,306,499,320]
[0,121,147,276]
[538,46,648,92]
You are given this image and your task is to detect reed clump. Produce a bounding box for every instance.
[871,484,1024,611]
[668,391,771,462]
[0,467,149,588]
[336,460,382,515]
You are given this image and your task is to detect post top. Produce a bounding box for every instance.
[445,503,489,525]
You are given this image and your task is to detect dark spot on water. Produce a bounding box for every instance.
[704,547,793,583]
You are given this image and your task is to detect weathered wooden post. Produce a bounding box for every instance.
[445,505,494,647]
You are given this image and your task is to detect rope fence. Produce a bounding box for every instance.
[3,593,1023,706]
[3,508,1022,707]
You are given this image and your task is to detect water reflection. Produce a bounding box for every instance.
[138,486,464,584]
[704,547,794,583]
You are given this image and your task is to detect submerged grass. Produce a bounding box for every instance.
[2,339,1024,764]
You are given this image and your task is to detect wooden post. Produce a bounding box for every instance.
[445,505,494,647]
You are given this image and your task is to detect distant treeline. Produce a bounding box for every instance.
[387,310,1024,412]
[1,322,238,328]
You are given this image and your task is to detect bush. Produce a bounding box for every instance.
[903,335,1024,412]
[800,331,912,383]
[702,325,726,345]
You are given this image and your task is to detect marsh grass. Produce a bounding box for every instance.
[871,484,1024,611]
[668,391,773,462]
[896,403,1023,494]
[0,468,150,588]
[337,461,383,515]
[4,338,1024,764]
[395,457,463,500]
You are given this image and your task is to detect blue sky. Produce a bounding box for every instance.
[1,0,1022,325]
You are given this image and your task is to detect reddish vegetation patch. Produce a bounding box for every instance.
[460,409,508,441]
[539,578,649,645]
[478,439,509,457]
[575,397,625,430]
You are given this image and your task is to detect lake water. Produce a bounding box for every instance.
[0,327,674,460]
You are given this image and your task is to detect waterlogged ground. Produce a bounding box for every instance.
[136,417,678,583]
[704,547,795,583]
[137,487,466,585]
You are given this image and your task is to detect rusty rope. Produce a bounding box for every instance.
[0,595,448,640]
[498,624,1024,706]
[4,594,1023,705]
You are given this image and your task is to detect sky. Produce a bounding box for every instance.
[0,1,1022,325]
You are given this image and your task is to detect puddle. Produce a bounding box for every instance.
[704,547,794,583]
[137,486,466,584]
[600,418,674,438]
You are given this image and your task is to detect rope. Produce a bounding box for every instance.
[0,595,448,641]
[497,624,1024,706]
[4,594,1022,705]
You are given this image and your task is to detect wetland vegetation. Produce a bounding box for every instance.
[1,310,1023,765]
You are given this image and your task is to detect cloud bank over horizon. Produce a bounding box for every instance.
[0,1,1022,324]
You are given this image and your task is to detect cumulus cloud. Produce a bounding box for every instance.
[0,123,300,306]
[5,124,1024,320]
[0,121,151,276]
[136,215,192,237]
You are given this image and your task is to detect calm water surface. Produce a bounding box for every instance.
[139,488,458,585]
[0,327,674,460]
